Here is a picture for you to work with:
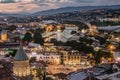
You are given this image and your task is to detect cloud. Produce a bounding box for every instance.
[0,0,120,13]
[0,0,68,3]
[0,3,40,13]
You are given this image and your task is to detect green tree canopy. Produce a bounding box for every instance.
[95,36,107,45]
[33,32,44,45]
[5,49,17,57]
[23,31,33,43]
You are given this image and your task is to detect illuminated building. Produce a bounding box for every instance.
[0,49,8,55]
[13,46,32,80]
[88,25,98,36]
[46,24,54,32]
[107,44,116,51]
[44,42,54,46]
[56,30,61,41]
[28,42,43,51]
[62,50,81,65]
[64,24,78,31]
[28,52,61,65]
[1,30,7,41]
[27,46,61,65]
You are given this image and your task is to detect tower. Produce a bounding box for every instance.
[13,46,31,80]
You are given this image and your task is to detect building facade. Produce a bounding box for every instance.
[13,46,32,80]
[62,50,81,65]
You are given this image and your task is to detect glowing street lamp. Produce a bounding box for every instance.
[107,44,116,51]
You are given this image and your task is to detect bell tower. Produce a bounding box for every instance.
[13,46,31,80]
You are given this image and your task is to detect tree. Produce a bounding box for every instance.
[13,36,21,42]
[29,29,35,33]
[36,28,45,34]
[65,40,94,54]
[33,32,44,45]
[23,31,33,43]
[55,41,64,46]
[30,57,36,63]
[5,54,10,57]
[7,25,17,32]
[61,26,65,32]
[79,37,93,45]
[9,49,17,57]
[94,50,103,64]
[5,49,17,57]
[84,46,94,53]
[95,36,107,45]
[50,38,57,43]
[65,40,78,49]
[94,50,113,65]
[46,77,54,80]
[71,31,76,34]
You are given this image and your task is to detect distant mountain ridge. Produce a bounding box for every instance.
[0,12,30,17]
[0,13,20,16]
[33,5,120,16]
[0,5,120,16]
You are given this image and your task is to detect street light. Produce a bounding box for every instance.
[108,44,116,51]
[107,44,116,63]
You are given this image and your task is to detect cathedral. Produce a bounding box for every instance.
[13,46,32,80]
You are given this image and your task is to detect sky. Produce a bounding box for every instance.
[0,0,120,13]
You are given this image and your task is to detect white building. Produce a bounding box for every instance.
[27,52,61,65]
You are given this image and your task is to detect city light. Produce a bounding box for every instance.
[0,2,120,80]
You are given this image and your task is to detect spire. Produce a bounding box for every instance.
[14,46,28,61]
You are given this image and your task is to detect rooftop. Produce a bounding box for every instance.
[67,63,120,80]
[98,26,120,32]
[14,46,28,61]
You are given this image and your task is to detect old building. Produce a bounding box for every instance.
[13,46,32,80]
[62,50,81,65]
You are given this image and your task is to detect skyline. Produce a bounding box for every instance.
[0,0,120,13]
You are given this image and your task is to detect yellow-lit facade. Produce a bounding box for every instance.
[107,44,116,51]
[62,51,81,65]
[1,33,7,41]
[88,25,98,36]
[13,60,31,77]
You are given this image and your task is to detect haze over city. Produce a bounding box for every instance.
[0,0,120,13]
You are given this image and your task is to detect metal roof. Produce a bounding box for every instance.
[14,46,28,61]
[98,26,120,31]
